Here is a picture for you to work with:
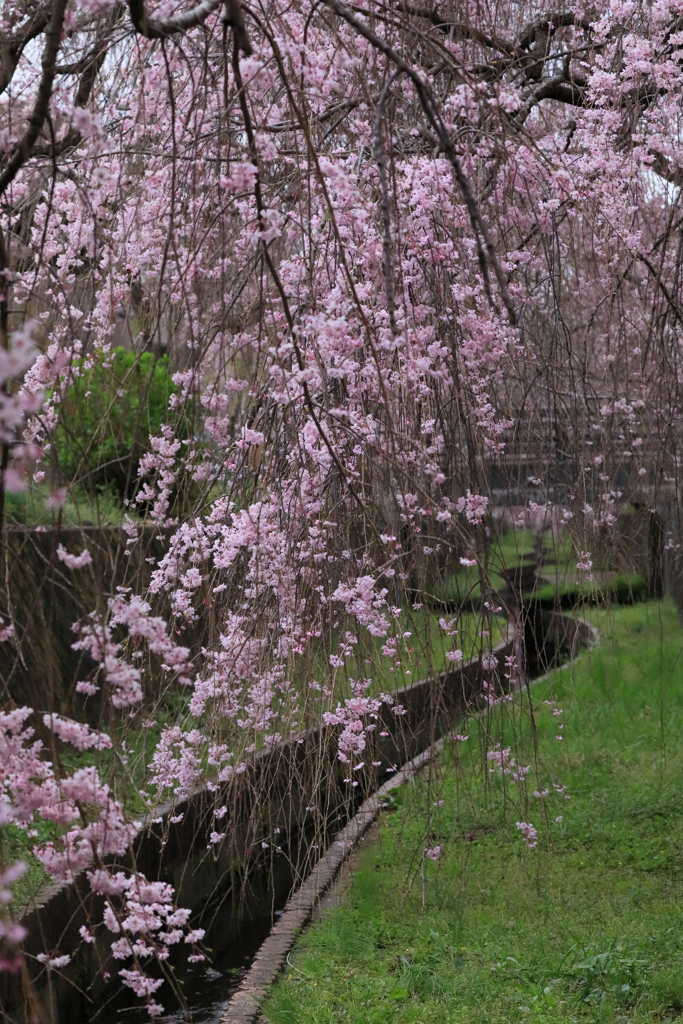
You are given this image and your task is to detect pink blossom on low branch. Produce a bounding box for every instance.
[35,953,71,969]
[455,492,489,525]
[71,594,191,708]
[323,682,398,763]
[118,970,164,998]
[43,714,112,751]
[516,822,538,849]
[331,576,390,637]
[56,545,92,569]
[487,744,529,782]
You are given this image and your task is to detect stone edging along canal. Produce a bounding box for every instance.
[219,617,599,1024]
[220,740,445,1024]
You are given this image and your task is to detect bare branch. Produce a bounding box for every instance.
[128,0,219,36]
[396,4,517,56]
[0,0,69,198]
[222,0,253,55]
[649,150,683,190]
[31,39,111,159]
[56,16,120,78]
[518,10,591,50]
[126,0,251,52]
[636,250,683,328]
[514,73,586,123]
[0,2,52,95]
[373,70,400,337]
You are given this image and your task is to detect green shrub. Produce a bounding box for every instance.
[611,572,647,604]
[427,569,508,611]
[530,574,647,609]
[568,945,646,1005]
[52,347,178,501]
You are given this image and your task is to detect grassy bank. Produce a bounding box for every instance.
[263,601,683,1023]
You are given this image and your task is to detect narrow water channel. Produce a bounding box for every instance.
[88,815,344,1023]
[90,909,277,1023]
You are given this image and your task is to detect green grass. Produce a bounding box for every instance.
[427,567,509,608]
[492,528,538,564]
[327,607,508,691]
[4,481,126,526]
[262,600,683,1023]
[426,526,578,611]
[531,573,648,607]
[425,528,537,610]
[490,527,574,573]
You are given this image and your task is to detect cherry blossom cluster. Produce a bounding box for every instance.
[0,707,197,1004]
[87,870,205,1014]
[487,744,530,784]
[322,678,405,770]
[1,0,682,1011]
[71,592,191,705]
[515,821,538,850]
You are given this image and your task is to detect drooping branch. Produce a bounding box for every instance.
[31,42,112,158]
[635,250,683,329]
[373,70,400,337]
[56,4,123,78]
[514,73,586,124]
[390,5,592,73]
[395,4,518,56]
[387,2,599,118]
[535,78,586,105]
[15,7,119,165]
[222,0,253,55]
[127,0,219,37]
[323,0,518,325]
[650,150,683,190]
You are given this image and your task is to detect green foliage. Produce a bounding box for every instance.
[2,818,60,911]
[425,528,577,613]
[427,526,647,616]
[531,573,647,608]
[610,573,648,605]
[490,528,538,565]
[427,568,508,611]
[52,347,178,500]
[263,602,683,1024]
[568,946,645,1005]
[4,482,125,526]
